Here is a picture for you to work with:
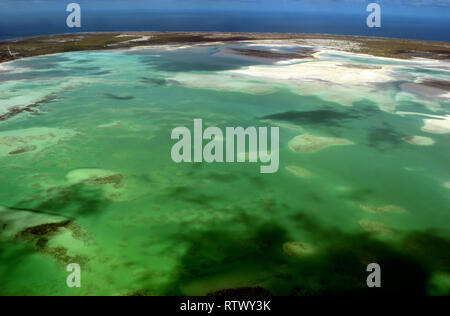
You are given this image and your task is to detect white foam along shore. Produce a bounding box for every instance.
[402,136,435,146]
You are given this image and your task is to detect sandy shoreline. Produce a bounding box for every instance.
[1,32,449,65]
[0,33,449,124]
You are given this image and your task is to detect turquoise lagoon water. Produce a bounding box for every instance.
[0,43,449,295]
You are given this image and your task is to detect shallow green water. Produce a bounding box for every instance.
[0,44,449,295]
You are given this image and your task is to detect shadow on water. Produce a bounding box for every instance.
[261,109,359,127]
[0,241,37,295]
[15,184,110,218]
[366,122,406,150]
[0,185,108,291]
[140,49,261,73]
[160,185,221,208]
[140,77,180,86]
[162,209,449,296]
[103,93,135,101]
[338,188,375,203]
[262,105,411,152]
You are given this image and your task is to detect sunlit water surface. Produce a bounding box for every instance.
[0,43,449,295]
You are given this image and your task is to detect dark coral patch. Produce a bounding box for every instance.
[367,123,405,149]
[14,221,89,266]
[262,110,359,126]
[8,145,37,155]
[230,47,315,60]
[87,174,124,189]
[14,221,71,247]
[104,93,135,101]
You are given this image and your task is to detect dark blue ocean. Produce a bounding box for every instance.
[0,10,449,42]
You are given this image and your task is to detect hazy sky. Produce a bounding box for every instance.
[1,0,449,14]
[0,0,448,41]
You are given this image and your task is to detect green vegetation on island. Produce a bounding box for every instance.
[1,32,449,64]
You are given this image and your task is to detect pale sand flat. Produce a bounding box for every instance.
[115,34,136,38]
[288,134,353,153]
[0,127,77,157]
[128,44,196,52]
[0,206,91,266]
[97,121,122,128]
[285,166,313,178]
[227,59,395,86]
[168,49,402,108]
[125,36,152,43]
[66,168,151,202]
[0,206,69,239]
[170,72,277,94]
[66,168,121,185]
[402,136,435,146]
[357,202,406,215]
[242,40,305,48]
[282,241,316,257]
[0,76,103,117]
[359,220,394,236]
[261,119,303,130]
[396,112,450,134]
[167,49,445,110]
[423,115,450,134]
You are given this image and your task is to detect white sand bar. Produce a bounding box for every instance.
[403,136,435,146]
[397,112,450,134]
